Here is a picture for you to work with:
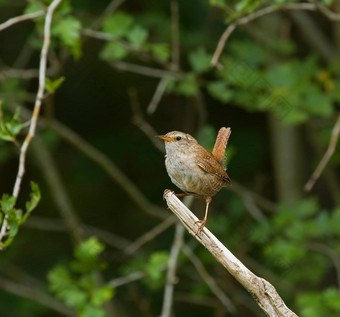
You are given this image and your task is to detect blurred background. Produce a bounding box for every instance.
[0,0,340,316]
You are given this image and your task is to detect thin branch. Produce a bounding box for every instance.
[308,242,340,290]
[146,75,170,115]
[25,216,131,252]
[47,119,168,220]
[160,222,185,317]
[310,0,340,21]
[0,0,62,247]
[211,3,316,66]
[0,275,73,316]
[304,115,340,191]
[0,68,40,80]
[126,216,177,255]
[31,137,85,244]
[181,243,236,314]
[110,60,179,79]
[128,88,165,152]
[90,0,126,29]
[0,10,44,32]
[163,191,298,317]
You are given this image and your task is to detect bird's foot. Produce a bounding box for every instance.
[163,189,175,199]
[194,219,206,235]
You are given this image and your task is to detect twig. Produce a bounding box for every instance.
[126,216,177,255]
[146,75,170,115]
[90,0,126,29]
[109,265,167,288]
[182,243,236,314]
[163,191,298,317]
[0,0,62,247]
[110,60,179,79]
[128,88,165,152]
[47,119,168,220]
[146,0,180,115]
[160,222,185,317]
[304,115,340,191]
[211,3,315,66]
[0,10,44,32]
[0,68,40,80]
[308,242,340,290]
[25,216,131,252]
[31,137,85,244]
[0,275,73,316]
[310,0,340,21]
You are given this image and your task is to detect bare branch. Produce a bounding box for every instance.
[0,0,62,247]
[0,68,40,80]
[31,137,85,244]
[47,119,168,220]
[163,191,298,317]
[310,0,340,21]
[304,115,340,191]
[0,10,44,32]
[160,223,185,317]
[0,275,73,316]
[110,60,178,78]
[211,3,316,66]
[182,243,236,314]
[126,216,177,255]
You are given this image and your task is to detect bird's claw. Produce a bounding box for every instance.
[194,219,206,236]
[163,189,174,200]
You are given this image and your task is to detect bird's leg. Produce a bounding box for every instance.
[163,190,190,200]
[175,193,190,198]
[194,197,212,235]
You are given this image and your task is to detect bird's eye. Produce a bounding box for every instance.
[176,136,181,141]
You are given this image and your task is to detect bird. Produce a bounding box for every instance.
[157,127,231,234]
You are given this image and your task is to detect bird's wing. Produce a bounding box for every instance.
[197,156,231,184]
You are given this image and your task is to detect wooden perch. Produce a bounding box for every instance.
[163,190,298,317]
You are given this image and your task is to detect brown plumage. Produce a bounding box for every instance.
[157,127,231,234]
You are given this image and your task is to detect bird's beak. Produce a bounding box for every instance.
[156,135,175,142]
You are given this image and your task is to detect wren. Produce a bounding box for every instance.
[157,127,231,234]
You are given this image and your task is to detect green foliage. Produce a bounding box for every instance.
[206,41,339,123]
[45,76,65,94]
[298,288,340,317]
[48,237,114,315]
[144,251,169,289]
[189,48,212,73]
[250,197,340,296]
[0,103,22,142]
[0,182,41,248]
[100,11,169,62]
[100,42,129,60]
[52,16,82,59]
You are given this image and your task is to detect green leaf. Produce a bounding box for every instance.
[1,194,16,215]
[48,265,73,292]
[103,12,133,37]
[176,73,199,96]
[7,208,23,238]
[53,17,82,58]
[189,48,211,73]
[207,81,233,103]
[80,304,105,317]
[91,285,114,306]
[75,237,105,261]
[146,251,169,281]
[148,43,170,62]
[0,104,22,142]
[22,181,41,223]
[24,0,45,15]
[127,25,148,47]
[100,42,128,60]
[45,77,65,94]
